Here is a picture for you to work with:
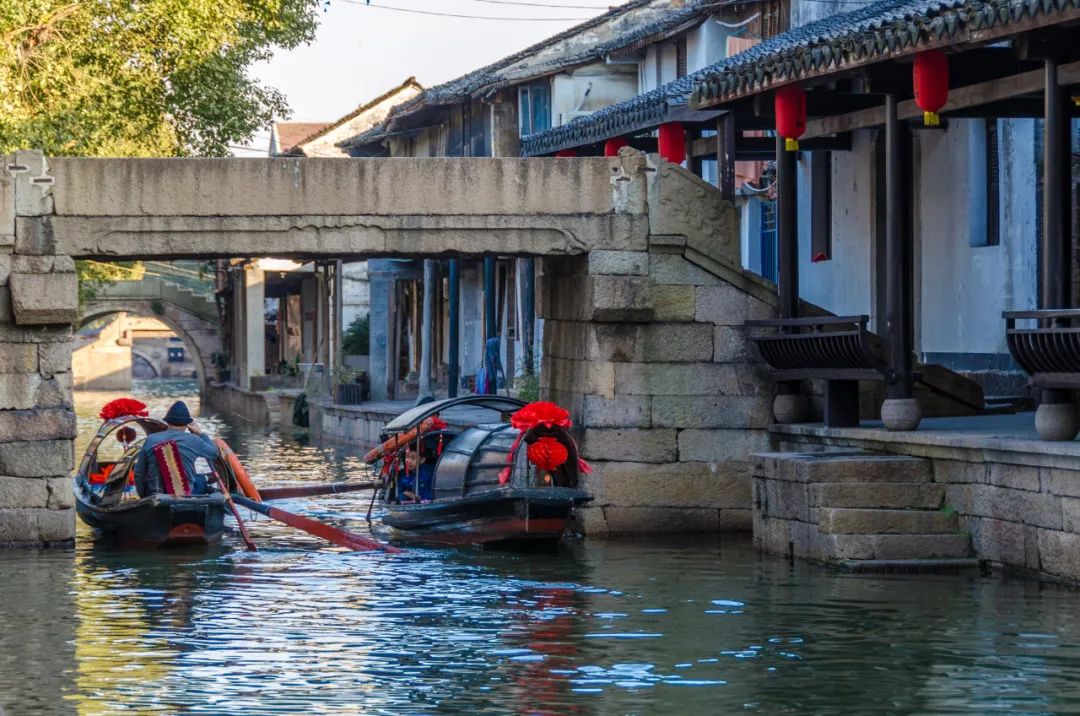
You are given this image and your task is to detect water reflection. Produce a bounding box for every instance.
[2,381,1080,713]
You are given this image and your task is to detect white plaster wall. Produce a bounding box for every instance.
[795,131,877,322]
[791,0,876,28]
[686,17,738,72]
[340,261,370,329]
[552,64,638,126]
[916,119,1038,356]
[300,84,422,158]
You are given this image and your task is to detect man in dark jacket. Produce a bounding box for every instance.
[133,401,220,497]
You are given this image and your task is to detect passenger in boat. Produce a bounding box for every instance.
[398,447,435,503]
[132,401,220,498]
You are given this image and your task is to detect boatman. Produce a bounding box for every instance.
[132,401,221,498]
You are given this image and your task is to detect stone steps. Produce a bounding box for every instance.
[752,451,974,568]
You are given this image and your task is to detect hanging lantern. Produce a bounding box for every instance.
[604,137,629,157]
[774,85,806,152]
[527,436,569,473]
[913,50,949,127]
[657,122,686,164]
[554,149,577,158]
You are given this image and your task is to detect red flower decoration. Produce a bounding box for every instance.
[510,402,572,432]
[527,436,569,473]
[99,398,148,421]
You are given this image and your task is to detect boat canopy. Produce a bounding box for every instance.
[77,416,168,479]
[383,395,526,434]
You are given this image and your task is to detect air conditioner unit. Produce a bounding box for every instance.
[559,111,592,125]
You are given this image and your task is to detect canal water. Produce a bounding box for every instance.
[2,380,1080,714]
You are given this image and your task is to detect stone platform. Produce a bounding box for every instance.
[769,413,1080,583]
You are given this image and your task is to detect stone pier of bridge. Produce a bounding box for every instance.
[0,149,777,545]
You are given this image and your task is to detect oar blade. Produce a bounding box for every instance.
[232,494,400,553]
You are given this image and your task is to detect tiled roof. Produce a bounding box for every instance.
[272,122,330,155]
[386,0,715,129]
[293,77,422,150]
[521,67,705,156]
[522,0,1080,155]
[692,0,1080,106]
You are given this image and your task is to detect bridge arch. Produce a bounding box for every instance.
[79,299,221,396]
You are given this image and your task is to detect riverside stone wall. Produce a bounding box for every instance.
[774,427,1080,583]
[0,152,78,545]
[542,154,778,536]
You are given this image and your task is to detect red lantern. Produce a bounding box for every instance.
[604,137,629,157]
[774,85,806,152]
[913,50,949,127]
[527,436,569,473]
[657,122,686,164]
[554,149,576,158]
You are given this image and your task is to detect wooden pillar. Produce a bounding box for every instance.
[1043,58,1071,313]
[521,258,535,375]
[448,259,460,398]
[483,255,496,342]
[776,135,799,320]
[419,259,435,398]
[884,93,914,400]
[718,114,736,201]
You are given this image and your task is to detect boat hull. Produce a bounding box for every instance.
[75,484,227,548]
[382,487,590,547]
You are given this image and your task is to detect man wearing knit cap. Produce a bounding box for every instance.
[132,401,221,498]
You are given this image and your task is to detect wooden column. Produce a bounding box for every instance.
[1042,58,1073,409]
[718,114,736,201]
[884,93,914,400]
[1043,58,1071,312]
[776,135,799,320]
[419,259,435,398]
[447,259,460,398]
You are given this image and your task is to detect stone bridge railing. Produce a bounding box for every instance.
[87,276,219,325]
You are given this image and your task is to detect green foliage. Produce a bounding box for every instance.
[0,0,320,157]
[516,373,540,403]
[342,314,370,356]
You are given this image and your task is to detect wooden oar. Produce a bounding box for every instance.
[213,471,257,552]
[231,493,401,553]
[258,481,379,501]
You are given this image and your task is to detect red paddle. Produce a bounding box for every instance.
[231,494,400,553]
[257,481,379,501]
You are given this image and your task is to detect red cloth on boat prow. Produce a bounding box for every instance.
[99,398,149,421]
[153,441,192,496]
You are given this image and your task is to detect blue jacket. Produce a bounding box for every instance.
[397,463,434,502]
[133,429,220,497]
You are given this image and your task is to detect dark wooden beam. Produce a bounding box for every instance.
[777,136,799,322]
[804,57,1080,139]
[717,114,735,202]
[691,135,852,159]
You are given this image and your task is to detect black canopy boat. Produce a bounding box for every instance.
[74,401,228,548]
[368,396,592,548]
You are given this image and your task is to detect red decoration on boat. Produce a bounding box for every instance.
[99,398,149,421]
[511,402,572,432]
[116,426,138,444]
[913,50,948,127]
[774,85,807,152]
[604,137,629,157]
[657,122,686,164]
[811,252,828,263]
[527,436,569,473]
[554,149,577,158]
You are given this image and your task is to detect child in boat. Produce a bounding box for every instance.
[398,447,435,503]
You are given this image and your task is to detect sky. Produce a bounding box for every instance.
[238,0,630,154]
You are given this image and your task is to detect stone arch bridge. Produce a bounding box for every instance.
[79,276,222,393]
[1,149,776,546]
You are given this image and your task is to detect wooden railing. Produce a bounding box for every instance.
[1004,309,1080,389]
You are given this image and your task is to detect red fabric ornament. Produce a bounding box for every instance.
[99,398,149,421]
[774,85,807,152]
[554,149,577,158]
[913,50,948,127]
[657,122,686,164]
[527,436,569,473]
[604,137,629,157]
[510,401,572,432]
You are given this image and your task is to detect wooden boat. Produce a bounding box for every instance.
[74,414,228,547]
[371,396,592,548]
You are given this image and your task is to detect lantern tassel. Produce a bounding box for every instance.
[785,138,799,152]
[923,111,940,127]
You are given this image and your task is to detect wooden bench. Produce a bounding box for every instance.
[1004,309,1080,389]
[746,315,886,427]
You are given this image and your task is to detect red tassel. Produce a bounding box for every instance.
[498,467,512,485]
[578,458,592,474]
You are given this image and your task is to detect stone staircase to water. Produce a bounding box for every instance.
[752,451,977,572]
